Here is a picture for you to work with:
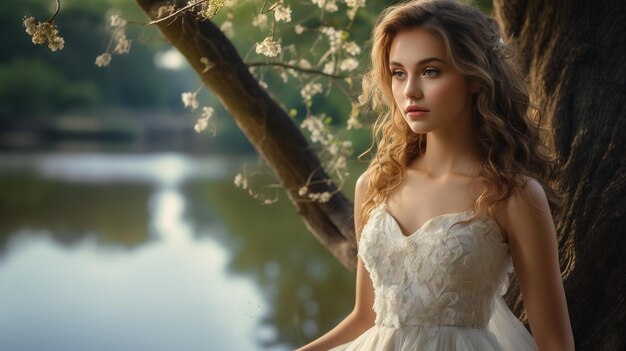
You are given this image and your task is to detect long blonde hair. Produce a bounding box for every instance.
[357,0,561,232]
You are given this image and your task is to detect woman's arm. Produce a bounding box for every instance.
[295,172,376,351]
[500,178,575,351]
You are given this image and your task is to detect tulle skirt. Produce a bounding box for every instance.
[328,296,538,351]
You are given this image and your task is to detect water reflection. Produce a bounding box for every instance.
[0,228,269,351]
[0,152,291,351]
[0,152,365,350]
[182,179,358,347]
[0,152,228,185]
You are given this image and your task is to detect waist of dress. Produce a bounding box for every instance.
[376,322,486,330]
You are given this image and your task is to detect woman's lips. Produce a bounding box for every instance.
[407,110,428,118]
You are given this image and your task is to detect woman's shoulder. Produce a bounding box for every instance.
[355,168,373,195]
[492,175,546,210]
[510,176,547,207]
[494,175,551,236]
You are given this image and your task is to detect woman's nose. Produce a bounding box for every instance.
[403,76,423,100]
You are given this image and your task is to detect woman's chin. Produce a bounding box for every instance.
[405,122,431,135]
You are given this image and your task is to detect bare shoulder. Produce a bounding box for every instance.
[498,176,554,243]
[355,169,370,199]
[507,177,550,218]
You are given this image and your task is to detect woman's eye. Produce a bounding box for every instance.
[423,68,439,77]
[391,69,438,79]
[391,70,406,79]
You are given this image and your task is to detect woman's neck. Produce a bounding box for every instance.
[410,121,482,178]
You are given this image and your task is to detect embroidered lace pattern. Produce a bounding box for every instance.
[357,203,514,329]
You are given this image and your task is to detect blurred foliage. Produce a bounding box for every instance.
[2,0,492,153]
[1,0,195,118]
[0,58,101,116]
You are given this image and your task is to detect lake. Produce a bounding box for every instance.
[0,152,365,351]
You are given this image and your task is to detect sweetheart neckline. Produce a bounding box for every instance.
[379,203,472,238]
[377,203,507,245]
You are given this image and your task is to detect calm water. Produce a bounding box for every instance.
[0,152,360,351]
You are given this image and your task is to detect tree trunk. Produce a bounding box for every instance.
[134,0,358,270]
[493,1,625,349]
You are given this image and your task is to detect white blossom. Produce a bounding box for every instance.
[320,26,344,54]
[294,24,304,34]
[255,36,281,57]
[23,16,65,52]
[300,114,333,145]
[339,57,358,71]
[201,106,214,119]
[327,140,350,156]
[181,91,199,110]
[323,61,335,75]
[300,115,324,134]
[194,119,208,133]
[273,3,292,23]
[48,36,64,51]
[23,16,37,35]
[298,59,312,69]
[320,192,331,202]
[347,115,361,129]
[110,14,127,28]
[308,191,332,203]
[287,67,299,78]
[300,82,323,101]
[347,104,362,130]
[220,20,234,38]
[334,155,347,170]
[311,0,325,8]
[194,106,214,133]
[324,0,338,12]
[329,143,339,156]
[298,186,308,196]
[342,41,361,56]
[95,53,112,67]
[311,0,337,12]
[194,0,229,19]
[200,57,215,73]
[252,14,268,28]
[113,32,131,54]
[345,1,364,20]
[234,173,248,189]
[346,0,365,7]
[347,7,357,20]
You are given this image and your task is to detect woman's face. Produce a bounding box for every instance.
[388,27,478,134]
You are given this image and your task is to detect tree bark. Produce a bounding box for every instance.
[493,1,625,349]
[134,0,357,270]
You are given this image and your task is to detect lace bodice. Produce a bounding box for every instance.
[358,203,514,329]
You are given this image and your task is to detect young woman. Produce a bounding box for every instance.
[295,0,574,350]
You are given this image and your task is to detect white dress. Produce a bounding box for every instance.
[329,203,538,350]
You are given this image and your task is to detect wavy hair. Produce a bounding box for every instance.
[356,0,562,234]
